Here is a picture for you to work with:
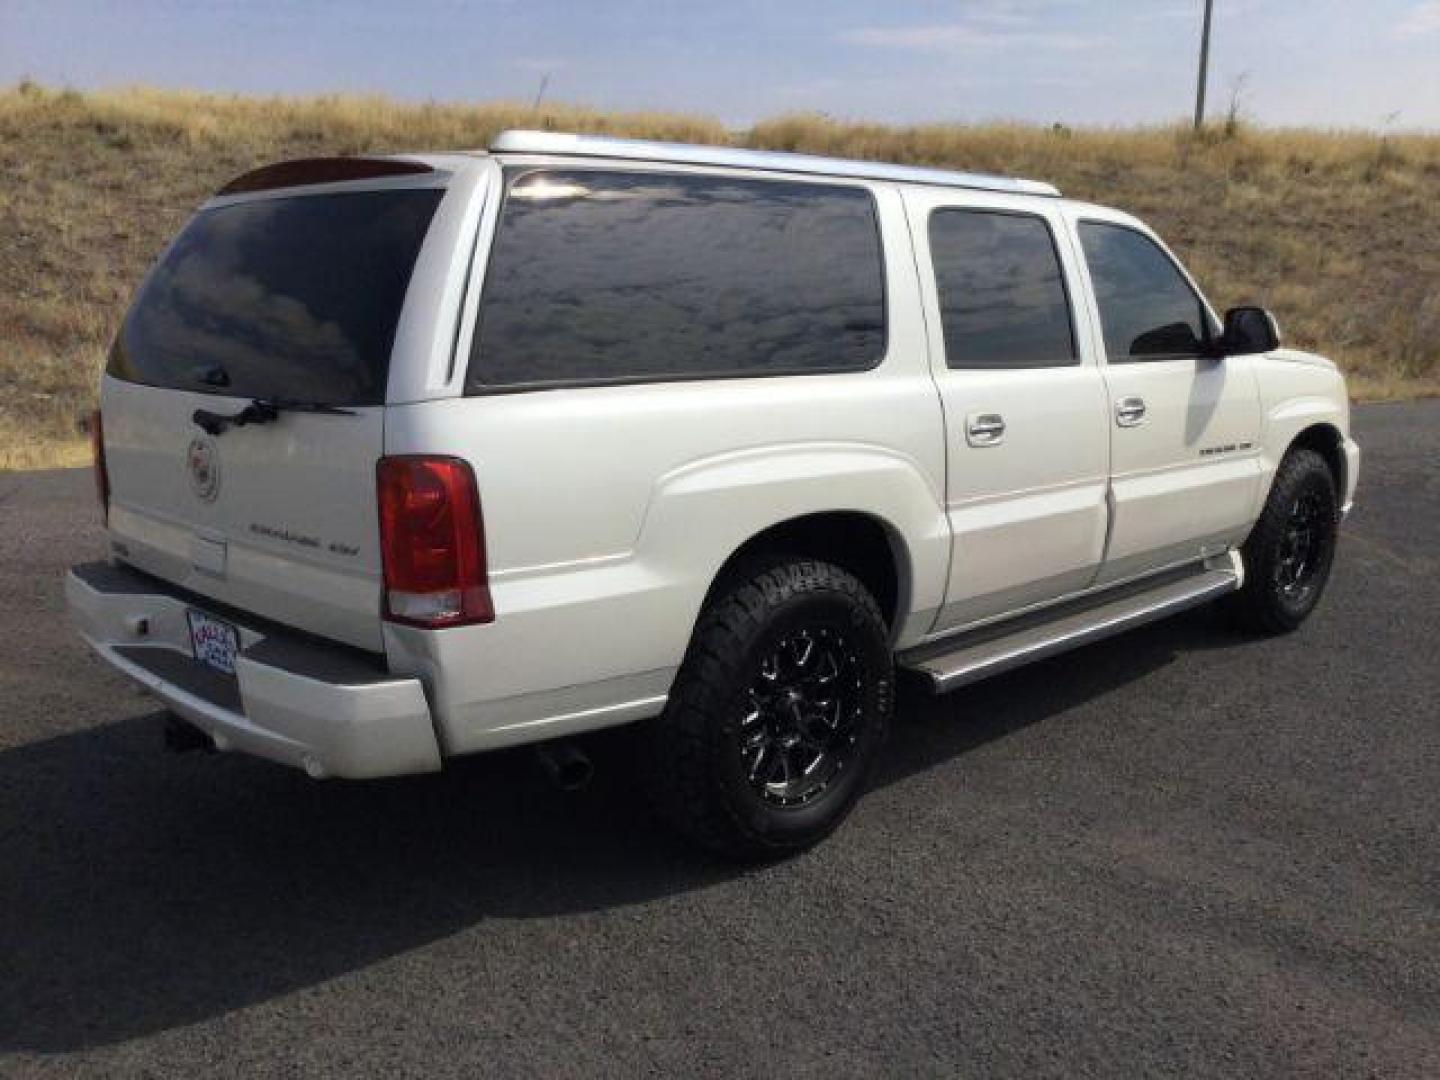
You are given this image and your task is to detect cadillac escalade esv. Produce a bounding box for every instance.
[67,131,1360,858]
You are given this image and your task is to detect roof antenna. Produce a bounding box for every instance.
[531,73,550,112]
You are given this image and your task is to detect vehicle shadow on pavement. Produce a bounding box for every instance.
[0,607,1235,1053]
[881,605,1237,782]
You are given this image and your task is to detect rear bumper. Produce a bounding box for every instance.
[65,561,442,779]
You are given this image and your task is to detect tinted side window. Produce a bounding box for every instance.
[1078,222,1213,362]
[929,209,1076,369]
[466,169,886,390]
[108,190,442,406]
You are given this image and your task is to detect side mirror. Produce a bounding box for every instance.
[1218,306,1281,356]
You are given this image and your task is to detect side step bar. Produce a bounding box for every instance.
[900,560,1242,694]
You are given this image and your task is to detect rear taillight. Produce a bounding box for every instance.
[377,456,493,628]
[90,408,109,523]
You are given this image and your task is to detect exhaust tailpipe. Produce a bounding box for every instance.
[163,713,215,754]
[534,740,593,791]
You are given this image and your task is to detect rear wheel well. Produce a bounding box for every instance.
[1289,423,1345,495]
[706,513,905,632]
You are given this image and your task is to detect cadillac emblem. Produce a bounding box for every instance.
[186,436,221,502]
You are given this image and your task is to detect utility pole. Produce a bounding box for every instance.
[1194,0,1214,129]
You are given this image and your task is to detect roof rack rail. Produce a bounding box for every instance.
[488,130,1060,198]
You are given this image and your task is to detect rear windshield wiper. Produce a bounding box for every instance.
[192,397,356,436]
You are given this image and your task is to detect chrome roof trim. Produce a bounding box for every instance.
[488,130,1061,197]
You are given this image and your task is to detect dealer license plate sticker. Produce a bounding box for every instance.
[187,610,240,676]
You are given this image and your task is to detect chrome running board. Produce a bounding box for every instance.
[900,560,1241,694]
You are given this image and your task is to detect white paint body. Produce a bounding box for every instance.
[72,140,1360,779]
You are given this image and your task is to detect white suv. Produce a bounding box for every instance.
[68,131,1360,858]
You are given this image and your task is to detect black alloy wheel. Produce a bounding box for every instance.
[640,559,893,860]
[739,626,865,808]
[1226,446,1339,634]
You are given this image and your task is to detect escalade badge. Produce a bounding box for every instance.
[186,436,221,502]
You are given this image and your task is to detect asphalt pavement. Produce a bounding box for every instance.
[1,402,1437,1077]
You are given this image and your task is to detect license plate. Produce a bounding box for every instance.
[187,610,240,676]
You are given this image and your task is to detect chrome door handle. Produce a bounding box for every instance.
[966,413,1006,446]
[1115,397,1147,427]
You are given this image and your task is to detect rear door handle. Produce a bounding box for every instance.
[966,413,1006,447]
[1115,397,1147,427]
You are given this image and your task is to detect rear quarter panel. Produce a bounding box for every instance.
[381,180,950,754]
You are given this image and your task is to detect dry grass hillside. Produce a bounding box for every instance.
[2,82,1437,469]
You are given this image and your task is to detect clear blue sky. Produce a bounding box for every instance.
[3,0,1438,129]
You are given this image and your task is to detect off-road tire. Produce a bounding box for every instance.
[640,560,893,860]
[1225,447,1339,635]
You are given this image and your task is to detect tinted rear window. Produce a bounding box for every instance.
[466,169,886,391]
[929,209,1076,369]
[108,189,443,405]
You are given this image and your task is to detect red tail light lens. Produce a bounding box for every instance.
[377,456,493,628]
[90,408,110,523]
